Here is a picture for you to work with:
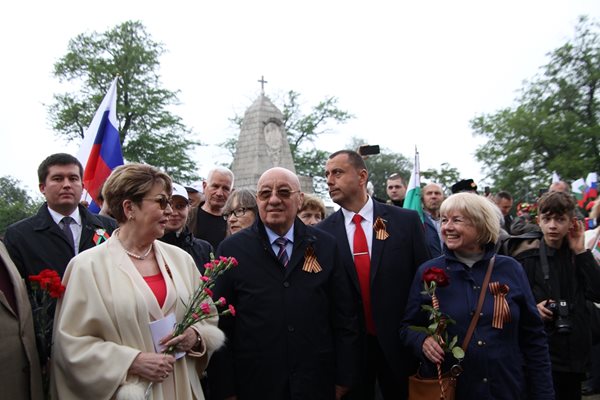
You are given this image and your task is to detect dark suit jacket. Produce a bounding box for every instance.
[209,218,360,400]
[317,200,430,378]
[423,213,443,258]
[3,204,117,278]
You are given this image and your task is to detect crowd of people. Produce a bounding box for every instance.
[1,150,599,400]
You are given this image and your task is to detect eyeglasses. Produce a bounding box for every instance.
[143,195,172,210]
[222,207,250,220]
[257,189,299,201]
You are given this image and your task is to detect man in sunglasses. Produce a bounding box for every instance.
[318,150,430,400]
[210,167,360,400]
[4,153,117,278]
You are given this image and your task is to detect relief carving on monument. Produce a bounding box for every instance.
[263,118,284,166]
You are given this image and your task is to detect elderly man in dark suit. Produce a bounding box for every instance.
[318,150,430,400]
[4,153,117,278]
[209,167,360,400]
[0,241,43,400]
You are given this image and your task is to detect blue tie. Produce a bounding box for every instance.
[275,237,289,267]
[61,216,75,251]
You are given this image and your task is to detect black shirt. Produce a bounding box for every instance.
[189,206,227,249]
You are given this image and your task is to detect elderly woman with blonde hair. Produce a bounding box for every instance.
[400,193,554,399]
[51,163,224,400]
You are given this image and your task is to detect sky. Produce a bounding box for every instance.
[1,0,599,198]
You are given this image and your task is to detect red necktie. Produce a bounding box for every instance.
[352,214,375,335]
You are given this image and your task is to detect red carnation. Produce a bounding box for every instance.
[423,267,449,287]
[200,303,211,314]
[228,304,236,316]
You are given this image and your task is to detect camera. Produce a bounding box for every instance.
[358,144,380,156]
[545,300,572,335]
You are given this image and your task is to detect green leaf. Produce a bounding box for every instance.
[452,346,465,360]
[408,326,431,334]
[448,335,458,350]
[421,305,435,313]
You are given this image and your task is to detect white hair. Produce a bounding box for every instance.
[366,181,374,196]
[206,166,234,188]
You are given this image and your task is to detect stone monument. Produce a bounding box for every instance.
[231,77,313,192]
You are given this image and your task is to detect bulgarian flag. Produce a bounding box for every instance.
[571,177,587,207]
[403,148,424,222]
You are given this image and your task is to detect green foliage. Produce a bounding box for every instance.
[282,90,354,156]
[0,176,41,235]
[48,20,199,182]
[472,16,600,197]
[292,148,330,194]
[421,162,461,194]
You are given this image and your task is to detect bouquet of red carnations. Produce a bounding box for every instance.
[164,255,237,354]
[145,255,237,399]
[28,268,66,399]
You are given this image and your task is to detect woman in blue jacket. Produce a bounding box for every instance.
[400,193,554,399]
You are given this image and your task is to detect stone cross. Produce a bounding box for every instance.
[258,75,268,94]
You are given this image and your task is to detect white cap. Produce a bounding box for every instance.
[184,180,204,194]
[172,183,189,201]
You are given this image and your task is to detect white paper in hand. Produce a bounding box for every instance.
[149,313,186,360]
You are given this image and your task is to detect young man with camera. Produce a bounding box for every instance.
[515,191,600,400]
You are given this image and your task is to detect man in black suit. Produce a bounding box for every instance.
[318,150,430,400]
[210,167,359,400]
[4,153,117,278]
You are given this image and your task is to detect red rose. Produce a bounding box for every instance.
[423,267,449,287]
[231,257,238,267]
[228,304,236,316]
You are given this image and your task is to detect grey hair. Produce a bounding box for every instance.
[206,166,234,188]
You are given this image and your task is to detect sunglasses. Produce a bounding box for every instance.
[143,195,172,210]
[257,189,299,201]
[222,207,250,220]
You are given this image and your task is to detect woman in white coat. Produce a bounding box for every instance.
[51,163,224,400]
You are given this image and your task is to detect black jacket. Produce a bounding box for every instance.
[159,227,213,274]
[515,241,600,373]
[316,201,431,383]
[209,218,360,400]
[3,204,117,278]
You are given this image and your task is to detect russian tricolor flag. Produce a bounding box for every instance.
[77,77,123,213]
